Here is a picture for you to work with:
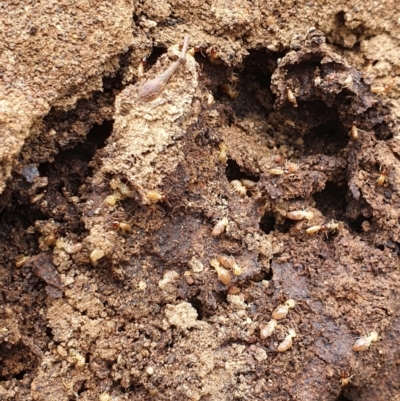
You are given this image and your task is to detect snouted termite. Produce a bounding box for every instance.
[271,299,296,320]
[352,330,380,352]
[277,328,297,352]
[211,217,229,236]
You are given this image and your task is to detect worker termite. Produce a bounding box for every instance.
[286,87,298,107]
[352,330,380,352]
[217,254,242,276]
[260,319,278,339]
[218,143,228,165]
[376,165,390,187]
[286,210,314,221]
[30,193,45,204]
[370,85,389,95]
[325,219,342,232]
[350,125,358,140]
[271,299,296,320]
[104,192,122,207]
[284,160,299,174]
[269,168,285,175]
[339,370,354,386]
[15,255,30,268]
[211,217,229,236]
[231,180,247,197]
[56,239,83,255]
[277,328,297,352]
[240,179,257,189]
[146,190,166,203]
[306,225,323,235]
[220,83,238,99]
[112,221,132,232]
[209,259,231,285]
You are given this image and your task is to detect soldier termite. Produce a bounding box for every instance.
[271,299,296,320]
[212,217,229,236]
[217,254,242,276]
[339,370,354,386]
[277,328,297,352]
[287,88,298,107]
[286,210,314,221]
[209,259,231,286]
[352,330,380,352]
[260,319,278,339]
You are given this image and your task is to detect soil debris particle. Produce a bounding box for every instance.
[165,302,198,330]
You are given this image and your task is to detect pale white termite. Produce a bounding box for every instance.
[352,330,380,352]
[277,329,297,352]
[212,217,229,236]
[217,254,242,276]
[271,299,296,320]
[260,319,278,339]
[286,210,314,221]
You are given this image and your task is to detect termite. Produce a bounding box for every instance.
[260,319,278,339]
[217,254,242,276]
[231,180,247,197]
[212,217,229,236]
[209,259,231,286]
[218,143,228,165]
[376,165,390,187]
[350,125,358,140]
[287,88,298,107]
[139,35,190,101]
[352,330,380,352]
[240,179,257,189]
[284,160,299,174]
[271,299,296,320]
[277,328,297,352]
[286,210,314,221]
[269,168,285,175]
[146,190,166,203]
[325,219,342,232]
[306,225,323,235]
[220,83,238,99]
[339,370,354,386]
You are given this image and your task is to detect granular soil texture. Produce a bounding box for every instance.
[1,2,400,401]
